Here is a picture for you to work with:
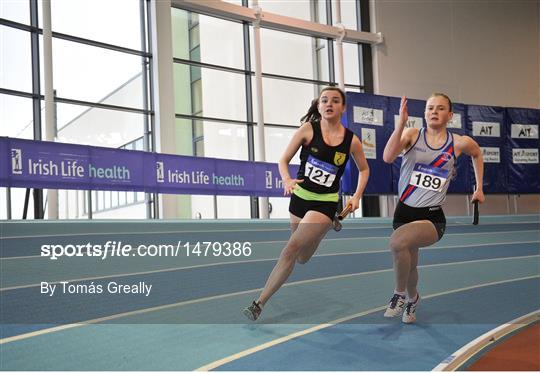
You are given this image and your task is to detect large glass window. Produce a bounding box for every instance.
[172,6,247,172]
[56,103,145,148]
[50,38,145,108]
[315,38,330,83]
[249,0,313,23]
[335,41,361,86]
[255,78,317,126]
[0,188,7,219]
[0,0,29,25]
[0,94,34,138]
[189,195,251,219]
[254,125,300,164]
[170,1,368,219]
[0,26,33,93]
[1,1,370,220]
[4,188,35,219]
[174,118,195,156]
[314,0,328,25]
[0,0,152,220]
[49,0,143,50]
[174,64,247,122]
[256,28,320,80]
[216,195,250,218]
[202,121,248,161]
[333,0,358,29]
[200,68,246,121]
[172,9,245,70]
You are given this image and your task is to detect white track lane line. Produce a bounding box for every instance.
[1,239,538,291]
[196,275,540,371]
[1,219,538,239]
[1,228,538,261]
[1,255,538,345]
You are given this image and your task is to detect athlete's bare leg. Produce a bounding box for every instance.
[389,220,438,293]
[257,211,332,306]
[289,214,301,235]
[407,247,419,299]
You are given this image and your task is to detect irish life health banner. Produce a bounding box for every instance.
[0,137,297,197]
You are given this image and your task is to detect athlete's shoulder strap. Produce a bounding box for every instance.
[310,120,321,134]
[344,127,354,152]
[447,130,457,159]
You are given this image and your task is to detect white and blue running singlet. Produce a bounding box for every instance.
[398,128,456,207]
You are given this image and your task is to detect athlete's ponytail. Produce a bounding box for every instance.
[300,98,321,123]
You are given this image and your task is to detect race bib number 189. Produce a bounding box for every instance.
[409,163,449,192]
[305,155,338,187]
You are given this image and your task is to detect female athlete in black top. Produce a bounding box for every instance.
[243,86,370,321]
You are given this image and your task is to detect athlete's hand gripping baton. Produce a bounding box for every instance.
[472,200,479,225]
[471,183,479,225]
[333,205,353,232]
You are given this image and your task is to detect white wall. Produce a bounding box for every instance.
[371,0,540,108]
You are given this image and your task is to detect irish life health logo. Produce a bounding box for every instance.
[11,149,23,174]
[265,170,273,189]
[156,161,164,183]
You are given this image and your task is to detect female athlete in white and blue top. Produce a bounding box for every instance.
[382,93,485,323]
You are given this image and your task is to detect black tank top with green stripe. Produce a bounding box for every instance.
[296,121,354,195]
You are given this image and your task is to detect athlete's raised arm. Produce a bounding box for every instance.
[383,96,418,163]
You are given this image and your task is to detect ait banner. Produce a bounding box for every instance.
[505,108,540,193]
[467,105,507,193]
[0,137,296,197]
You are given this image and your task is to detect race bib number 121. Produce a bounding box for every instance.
[305,155,338,187]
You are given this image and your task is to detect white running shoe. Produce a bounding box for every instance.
[384,293,406,318]
[402,295,420,324]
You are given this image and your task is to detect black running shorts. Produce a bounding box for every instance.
[392,200,446,240]
[288,193,337,222]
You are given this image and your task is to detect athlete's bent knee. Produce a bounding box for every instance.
[389,236,410,254]
[280,241,303,262]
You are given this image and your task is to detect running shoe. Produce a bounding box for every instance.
[402,294,420,324]
[243,301,262,321]
[383,293,406,317]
